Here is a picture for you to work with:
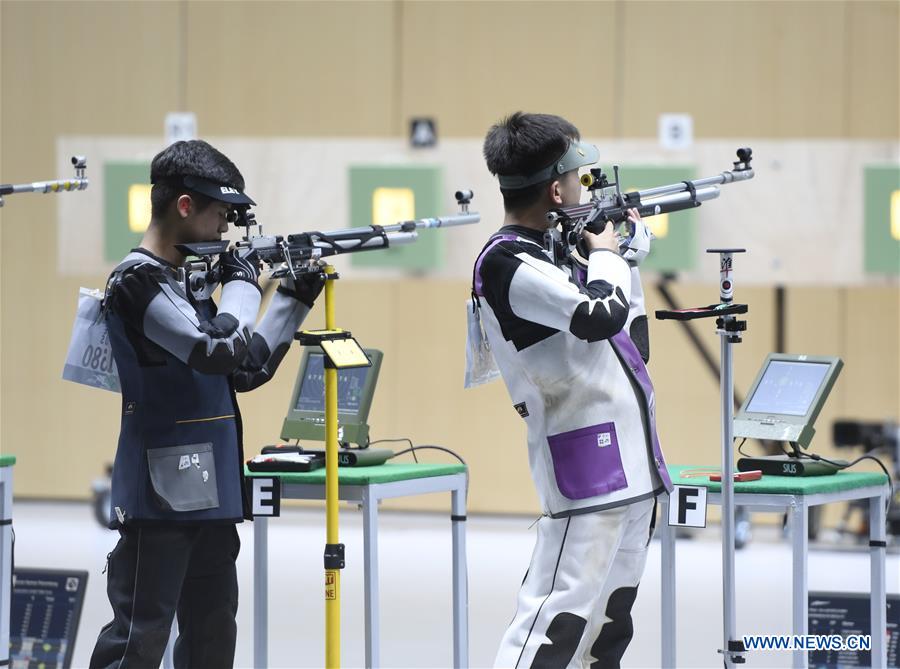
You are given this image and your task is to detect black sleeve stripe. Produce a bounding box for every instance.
[569,295,629,342]
[232,335,288,392]
[110,265,166,331]
[584,279,614,300]
[479,241,560,351]
[187,330,250,374]
[197,313,239,339]
[629,315,650,363]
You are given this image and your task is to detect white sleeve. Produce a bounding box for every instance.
[507,249,632,341]
[232,290,311,392]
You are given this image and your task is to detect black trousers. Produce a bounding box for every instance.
[90,524,240,669]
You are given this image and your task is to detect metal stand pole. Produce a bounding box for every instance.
[713,249,746,667]
[720,328,738,665]
[656,250,749,667]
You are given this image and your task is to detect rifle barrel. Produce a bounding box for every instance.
[318,231,418,252]
[325,212,479,238]
[413,213,481,229]
[1,178,89,195]
[643,185,720,209]
[637,169,753,200]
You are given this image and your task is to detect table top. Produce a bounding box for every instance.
[0,456,15,468]
[245,462,466,485]
[669,464,889,496]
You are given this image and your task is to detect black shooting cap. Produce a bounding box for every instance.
[180,175,256,206]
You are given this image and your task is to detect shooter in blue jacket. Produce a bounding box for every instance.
[90,140,323,669]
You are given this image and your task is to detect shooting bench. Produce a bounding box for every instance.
[660,464,890,668]
[247,462,468,668]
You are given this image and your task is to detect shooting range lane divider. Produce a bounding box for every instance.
[0,156,88,207]
[656,249,749,667]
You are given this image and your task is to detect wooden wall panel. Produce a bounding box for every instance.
[398,1,618,138]
[842,287,900,420]
[185,1,397,136]
[0,1,182,144]
[620,1,847,138]
[845,1,900,138]
[0,0,897,512]
[0,1,182,495]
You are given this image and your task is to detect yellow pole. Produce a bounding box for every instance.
[323,266,340,668]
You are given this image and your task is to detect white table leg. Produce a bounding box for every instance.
[451,482,468,669]
[869,491,887,669]
[791,500,808,669]
[0,469,11,668]
[660,495,676,668]
[362,486,380,668]
[254,516,269,669]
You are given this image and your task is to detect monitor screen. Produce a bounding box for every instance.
[294,352,371,415]
[282,347,382,445]
[744,360,831,416]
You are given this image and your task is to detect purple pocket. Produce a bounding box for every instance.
[547,422,627,500]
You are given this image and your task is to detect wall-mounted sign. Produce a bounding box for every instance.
[104,161,150,262]
[349,165,443,271]
[864,165,900,274]
[613,165,698,273]
[658,114,694,151]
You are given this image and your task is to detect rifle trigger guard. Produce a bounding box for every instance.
[281,241,297,279]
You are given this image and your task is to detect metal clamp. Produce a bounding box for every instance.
[324,543,345,570]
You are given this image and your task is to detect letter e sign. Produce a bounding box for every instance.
[251,477,281,517]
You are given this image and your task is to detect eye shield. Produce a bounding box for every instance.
[497,140,600,190]
[153,174,256,206]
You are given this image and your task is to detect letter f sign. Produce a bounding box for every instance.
[668,485,707,528]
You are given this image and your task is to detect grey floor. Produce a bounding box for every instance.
[10,500,898,669]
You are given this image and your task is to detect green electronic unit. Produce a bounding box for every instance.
[280,348,383,447]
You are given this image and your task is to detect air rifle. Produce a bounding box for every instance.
[177,189,479,290]
[544,148,754,271]
[0,156,89,207]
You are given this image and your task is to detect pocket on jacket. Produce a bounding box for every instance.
[147,443,220,512]
[547,422,627,500]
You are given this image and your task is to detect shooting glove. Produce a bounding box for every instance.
[219,248,261,288]
[620,217,654,267]
[279,271,326,309]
